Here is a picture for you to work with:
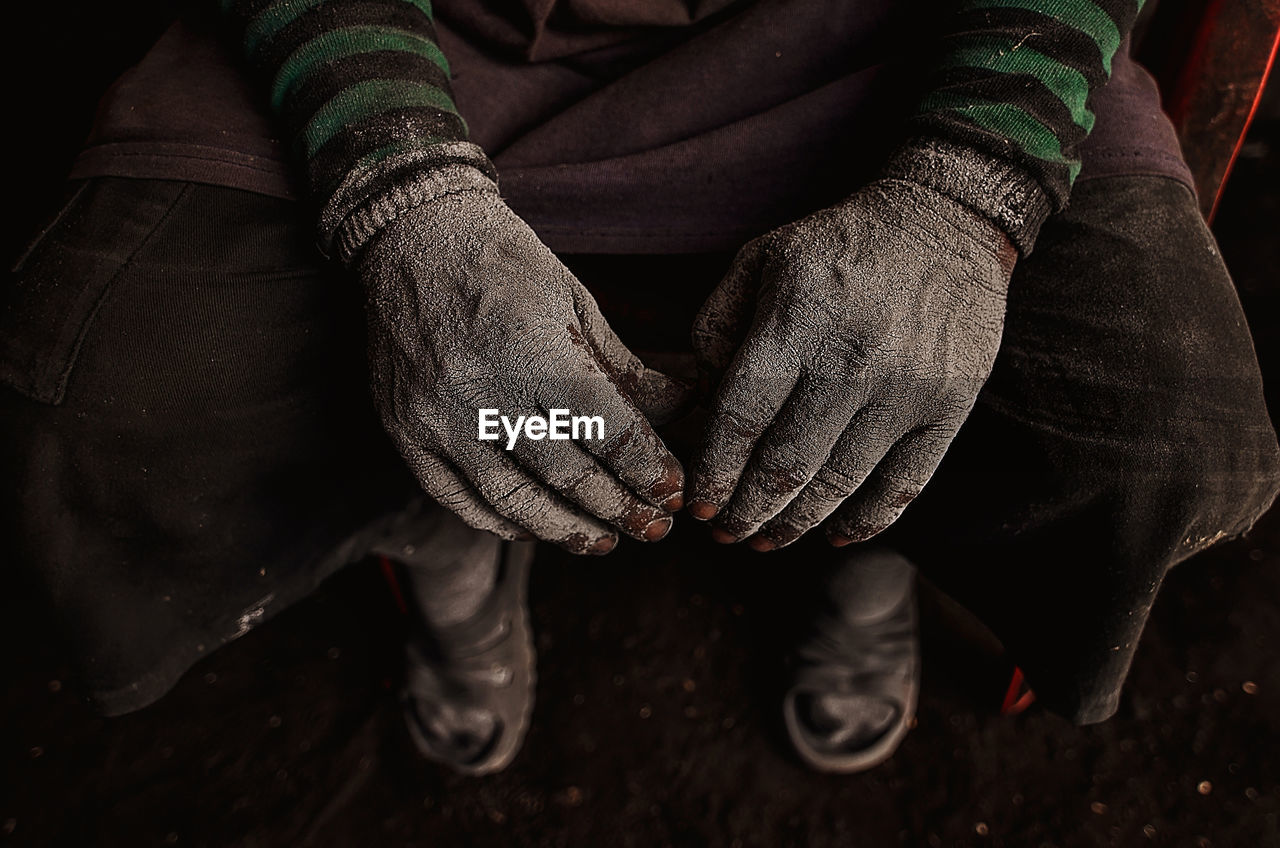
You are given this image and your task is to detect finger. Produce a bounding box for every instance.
[628,369,697,427]
[692,238,768,378]
[394,440,530,541]
[536,352,686,512]
[687,332,802,521]
[824,417,965,546]
[752,402,909,549]
[710,371,867,541]
[504,409,676,542]
[569,280,695,426]
[443,435,620,556]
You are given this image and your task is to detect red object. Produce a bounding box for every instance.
[1140,0,1280,221]
[1000,666,1037,716]
[378,555,409,616]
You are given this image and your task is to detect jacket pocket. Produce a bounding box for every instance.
[2,178,189,404]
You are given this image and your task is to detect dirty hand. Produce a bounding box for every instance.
[359,173,689,554]
[688,177,1018,549]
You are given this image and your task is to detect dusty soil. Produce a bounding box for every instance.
[3,492,1280,848]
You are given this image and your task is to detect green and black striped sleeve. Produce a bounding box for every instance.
[219,0,498,263]
[886,0,1145,253]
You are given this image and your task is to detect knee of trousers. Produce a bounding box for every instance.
[1002,174,1280,563]
[3,178,406,559]
[1,178,419,711]
[905,175,1280,722]
[1096,313,1280,562]
[1143,422,1280,563]
[1041,366,1280,573]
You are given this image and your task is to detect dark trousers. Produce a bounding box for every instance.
[3,175,1277,720]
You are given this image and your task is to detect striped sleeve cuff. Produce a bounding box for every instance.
[222,0,496,256]
[910,0,1145,210]
[881,138,1052,256]
[330,155,498,265]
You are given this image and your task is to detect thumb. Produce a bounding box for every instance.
[568,278,696,426]
[692,237,767,379]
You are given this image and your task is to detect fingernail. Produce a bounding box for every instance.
[827,532,853,548]
[688,501,719,520]
[590,535,618,555]
[643,516,674,542]
[711,527,738,544]
[516,531,536,541]
[660,492,685,512]
[747,535,775,552]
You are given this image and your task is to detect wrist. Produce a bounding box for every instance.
[879,138,1050,257]
[323,142,499,266]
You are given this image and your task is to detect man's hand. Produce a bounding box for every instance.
[360,181,689,554]
[688,178,1017,549]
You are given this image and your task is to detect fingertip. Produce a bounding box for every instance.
[590,534,618,555]
[762,523,803,548]
[747,535,775,552]
[688,501,719,521]
[661,492,684,512]
[710,527,738,544]
[643,516,674,542]
[827,532,853,548]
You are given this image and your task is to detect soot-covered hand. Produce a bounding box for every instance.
[688,178,1018,549]
[360,177,690,554]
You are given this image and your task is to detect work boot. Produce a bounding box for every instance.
[782,547,920,773]
[376,506,536,775]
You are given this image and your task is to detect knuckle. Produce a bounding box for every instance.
[430,483,475,511]
[690,462,736,503]
[598,424,658,482]
[782,488,841,529]
[691,480,733,508]
[883,485,922,510]
[708,404,763,448]
[812,463,863,498]
[716,511,759,539]
[435,369,499,411]
[750,449,817,495]
[488,479,546,519]
[876,465,929,506]
[788,497,836,530]
[935,385,979,420]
